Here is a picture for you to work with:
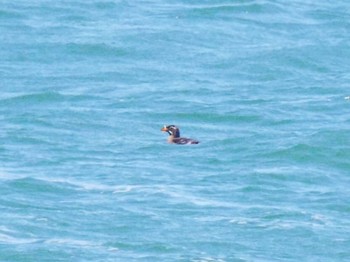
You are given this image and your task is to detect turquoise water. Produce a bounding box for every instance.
[1,1,350,261]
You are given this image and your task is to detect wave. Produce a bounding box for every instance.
[65,43,128,57]
[180,1,284,17]
[0,91,106,105]
[0,10,24,19]
[9,176,236,208]
[3,176,78,196]
[1,91,65,104]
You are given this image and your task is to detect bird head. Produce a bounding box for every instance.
[161,125,180,138]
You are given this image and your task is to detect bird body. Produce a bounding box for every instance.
[161,125,199,145]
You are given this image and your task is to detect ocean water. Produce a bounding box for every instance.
[1,0,350,261]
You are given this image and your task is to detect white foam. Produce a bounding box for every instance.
[0,226,15,234]
[0,170,26,181]
[112,185,135,193]
[164,188,236,208]
[193,257,226,262]
[254,166,302,175]
[45,238,100,247]
[36,177,134,193]
[0,233,38,245]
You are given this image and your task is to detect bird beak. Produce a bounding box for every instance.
[161,126,168,132]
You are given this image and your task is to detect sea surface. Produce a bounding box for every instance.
[1,0,350,261]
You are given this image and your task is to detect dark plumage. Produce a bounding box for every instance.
[161,125,199,145]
